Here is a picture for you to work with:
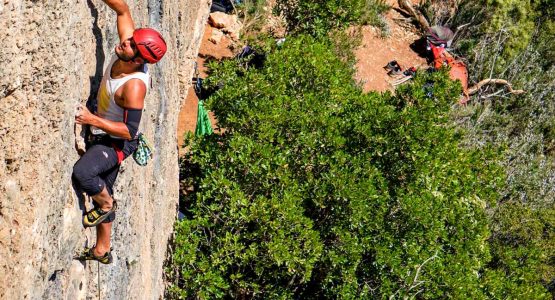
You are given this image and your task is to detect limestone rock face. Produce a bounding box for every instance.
[0,0,210,299]
[209,12,242,40]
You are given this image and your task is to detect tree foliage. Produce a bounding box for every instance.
[450,0,555,70]
[442,0,555,297]
[451,33,555,299]
[164,0,555,297]
[161,35,548,299]
[274,0,389,37]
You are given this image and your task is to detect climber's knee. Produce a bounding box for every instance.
[73,162,105,196]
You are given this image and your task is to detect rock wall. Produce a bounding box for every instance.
[0,0,210,299]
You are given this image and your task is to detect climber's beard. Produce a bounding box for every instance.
[115,50,135,62]
[114,43,138,62]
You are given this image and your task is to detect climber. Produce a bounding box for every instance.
[72,0,166,264]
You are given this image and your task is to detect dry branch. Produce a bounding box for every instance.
[468,79,525,95]
[398,0,430,31]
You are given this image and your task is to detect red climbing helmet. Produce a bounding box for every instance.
[133,28,167,63]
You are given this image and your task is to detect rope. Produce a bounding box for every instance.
[86,195,101,300]
[97,261,101,299]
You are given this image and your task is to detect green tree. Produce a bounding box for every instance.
[450,40,555,298]
[165,35,531,299]
[275,0,389,37]
[452,0,555,71]
[445,0,555,296]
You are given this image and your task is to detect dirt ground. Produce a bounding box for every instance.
[354,0,427,92]
[176,24,234,155]
[177,3,429,154]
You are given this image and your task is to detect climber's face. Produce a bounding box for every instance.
[115,37,143,63]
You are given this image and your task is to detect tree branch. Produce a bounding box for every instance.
[409,250,438,290]
[468,79,525,95]
[397,0,430,31]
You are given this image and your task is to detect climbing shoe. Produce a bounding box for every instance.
[75,247,113,264]
[385,60,403,75]
[387,67,403,76]
[384,60,400,71]
[82,201,117,227]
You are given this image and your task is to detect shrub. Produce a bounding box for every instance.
[450,34,555,297]
[274,0,389,37]
[450,0,555,71]
[444,1,555,296]
[165,35,525,298]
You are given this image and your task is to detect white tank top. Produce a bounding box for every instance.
[91,55,150,139]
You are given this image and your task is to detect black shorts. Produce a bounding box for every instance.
[73,135,138,216]
[73,141,120,197]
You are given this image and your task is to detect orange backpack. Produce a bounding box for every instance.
[431,45,469,103]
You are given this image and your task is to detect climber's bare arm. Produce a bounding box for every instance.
[75,106,131,139]
[101,0,135,42]
[75,80,146,140]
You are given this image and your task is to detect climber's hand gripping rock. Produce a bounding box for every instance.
[74,104,95,125]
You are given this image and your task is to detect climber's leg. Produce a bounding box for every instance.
[92,187,114,211]
[74,143,120,227]
[94,221,112,256]
[83,166,119,227]
[92,149,119,254]
[73,143,119,200]
[92,153,121,210]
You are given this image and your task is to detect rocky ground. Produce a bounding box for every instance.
[177,21,234,155]
[355,0,427,92]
